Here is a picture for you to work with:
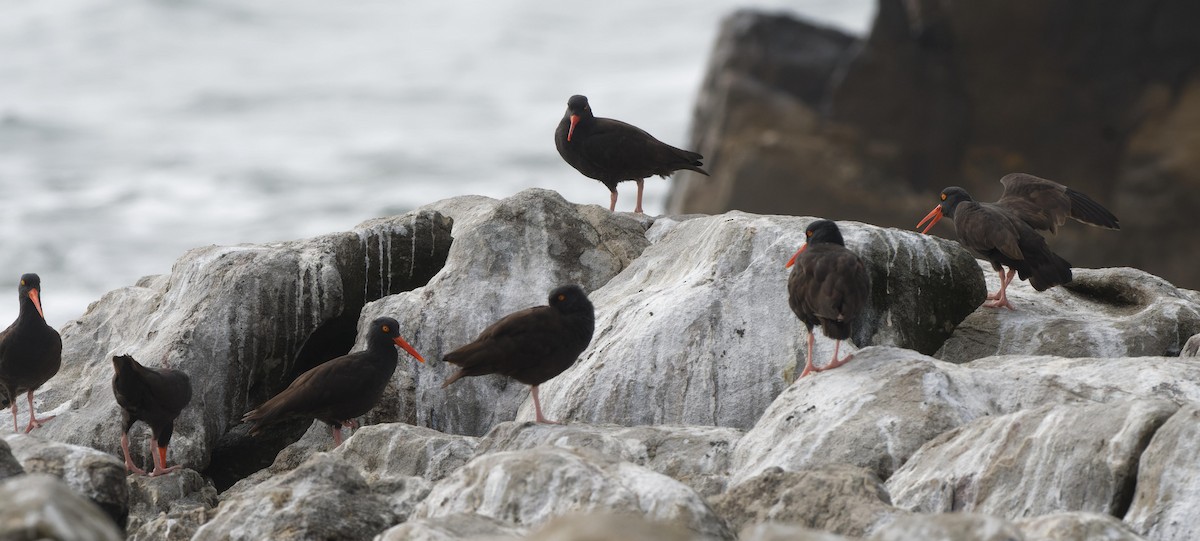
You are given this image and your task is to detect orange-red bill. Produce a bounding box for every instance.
[916,205,943,234]
[28,288,44,319]
[394,336,426,363]
[567,114,579,141]
[785,244,807,268]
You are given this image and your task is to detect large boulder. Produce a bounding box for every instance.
[3,434,128,528]
[668,2,1200,291]
[416,446,733,540]
[1124,405,1200,541]
[0,474,124,541]
[535,214,982,431]
[125,469,219,541]
[938,265,1200,362]
[1016,512,1147,541]
[29,209,451,489]
[359,189,651,437]
[0,438,22,481]
[866,512,1025,541]
[376,513,526,541]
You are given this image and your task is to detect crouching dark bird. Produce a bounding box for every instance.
[0,273,62,433]
[555,94,708,213]
[111,354,192,476]
[786,220,871,379]
[442,285,595,424]
[242,317,425,447]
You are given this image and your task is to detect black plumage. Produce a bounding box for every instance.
[442,285,595,424]
[555,95,708,213]
[112,354,192,476]
[242,317,424,447]
[785,220,871,379]
[0,273,62,433]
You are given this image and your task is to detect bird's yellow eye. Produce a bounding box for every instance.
[381,325,391,333]
[557,294,566,302]
[940,193,947,201]
[806,230,813,238]
[19,280,25,286]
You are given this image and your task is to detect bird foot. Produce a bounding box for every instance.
[341,419,360,430]
[24,415,54,433]
[124,461,147,476]
[983,298,1016,310]
[986,291,1001,300]
[814,354,855,372]
[149,465,181,477]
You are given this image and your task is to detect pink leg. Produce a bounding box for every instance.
[23,391,54,433]
[531,385,559,424]
[609,191,618,212]
[148,437,180,477]
[633,179,645,214]
[10,402,16,433]
[986,269,1006,300]
[814,339,855,372]
[983,268,1017,310]
[797,331,817,379]
[330,425,344,447]
[120,432,146,475]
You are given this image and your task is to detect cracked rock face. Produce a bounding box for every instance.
[3,435,128,528]
[0,474,123,541]
[1125,405,1200,541]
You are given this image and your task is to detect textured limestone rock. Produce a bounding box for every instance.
[417,446,732,540]
[1125,405,1200,541]
[359,189,651,437]
[867,512,1024,541]
[0,438,22,481]
[1182,333,1200,357]
[3,434,129,528]
[526,513,704,541]
[194,453,394,541]
[739,523,857,541]
[474,421,742,496]
[125,468,218,541]
[938,266,1200,362]
[1016,512,1146,541]
[537,214,981,432]
[27,209,451,489]
[0,474,123,541]
[887,399,1175,518]
[710,465,904,536]
[376,513,526,541]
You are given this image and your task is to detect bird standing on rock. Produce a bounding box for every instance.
[0,273,62,433]
[112,354,192,476]
[442,285,595,424]
[242,317,425,447]
[917,174,1119,310]
[555,94,708,213]
[786,220,871,379]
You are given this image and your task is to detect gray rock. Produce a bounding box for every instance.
[0,473,123,541]
[1125,405,1200,541]
[28,209,451,489]
[417,446,732,540]
[938,266,1200,362]
[125,468,218,541]
[1015,512,1146,541]
[731,348,1200,485]
[526,513,708,541]
[0,438,22,481]
[474,421,742,496]
[3,434,129,528]
[335,422,479,483]
[538,214,981,431]
[867,512,1025,541]
[887,400,1175,518]
[359,189,650,436]
[194,453,395,541]
[710,465,904,537]
[1183,333,1200,357]
[375,513,527,541]
[738,523,856,541]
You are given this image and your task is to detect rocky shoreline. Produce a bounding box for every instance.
[1,188,1199,540]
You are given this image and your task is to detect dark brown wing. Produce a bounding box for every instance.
[443,306,583,387]
[997,173,1119,233]
[242,352,374,431]
[955,203,1025,261]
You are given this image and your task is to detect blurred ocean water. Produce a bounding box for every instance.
[0,0,873,327]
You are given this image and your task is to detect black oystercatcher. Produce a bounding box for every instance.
[785,220,871,379]
[0,274,63,433]
[918,187,1073,310]
[111,355,192,476]
[442,285,595,424]
[555,95,708,213]
[242,317,424,447]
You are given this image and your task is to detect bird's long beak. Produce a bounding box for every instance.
[394,336,426,363]
[917,205,944,234]
[785,244,807,268]
[28,289,44,319]
[567,114,580,142]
